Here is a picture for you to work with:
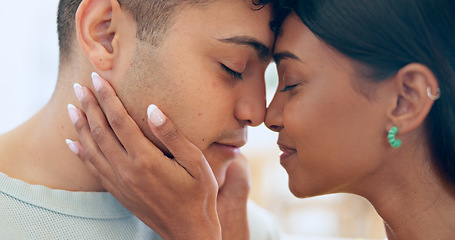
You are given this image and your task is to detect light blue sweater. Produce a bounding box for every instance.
[0,172,161,239]
[0,172,281,240]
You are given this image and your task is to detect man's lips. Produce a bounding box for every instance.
[210,128,247,158]
[212,142,243,158]
[214,140,246,149]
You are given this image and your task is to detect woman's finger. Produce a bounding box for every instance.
[89,73,155,153]
[146,104,215,181]
[83,155,122,197]
[75,83,128,165]
[67,104,118,183]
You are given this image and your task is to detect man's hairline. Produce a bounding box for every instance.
[59,0,211,65]
[60,0,276,66]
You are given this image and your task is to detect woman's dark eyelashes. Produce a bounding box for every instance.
[221,64,243,80]
[280,84,298,92]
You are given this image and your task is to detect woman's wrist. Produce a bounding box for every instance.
[218,203,249,240]
[163,216,222,240]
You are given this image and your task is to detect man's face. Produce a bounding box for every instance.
[114,0,274,186]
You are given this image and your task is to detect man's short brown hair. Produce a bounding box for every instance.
[57,0,280,63]
[57,0,209,62]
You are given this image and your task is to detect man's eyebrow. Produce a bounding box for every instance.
[218,36,271,62]
[273,51,301,65]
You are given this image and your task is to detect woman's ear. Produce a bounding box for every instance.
[386,63,439,134]
[75,0,134,72]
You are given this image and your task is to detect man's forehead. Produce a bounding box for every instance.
[165,0,275,56]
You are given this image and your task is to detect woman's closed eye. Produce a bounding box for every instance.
[280,84,299,92]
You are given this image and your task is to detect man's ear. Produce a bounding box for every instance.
[76,0,133,72]
[386,63,439,134]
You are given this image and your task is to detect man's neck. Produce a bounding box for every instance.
[0,76,105,192]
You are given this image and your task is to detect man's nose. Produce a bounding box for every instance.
[235,83,266,127]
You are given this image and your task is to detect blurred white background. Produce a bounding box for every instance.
[0,1,385,239]
[0,1,59,133]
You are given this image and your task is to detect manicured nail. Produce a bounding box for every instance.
[147,104,165,127]
[73,83,85,102]
[92,72,103,91]
[68,104,79,124]
[66,139,80,154]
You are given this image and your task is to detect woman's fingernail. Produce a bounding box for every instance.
[66,139,80,154]
[74,83,85,102]
[68,104,79,124]
[92,72,103,91]
[147,104,165,127]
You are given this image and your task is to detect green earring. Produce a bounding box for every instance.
[388,126,402,148]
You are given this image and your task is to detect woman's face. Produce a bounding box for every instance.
[265,13,391,198]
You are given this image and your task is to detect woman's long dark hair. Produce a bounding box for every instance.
[284,0,455,185]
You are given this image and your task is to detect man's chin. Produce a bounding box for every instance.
[213,169,227,190]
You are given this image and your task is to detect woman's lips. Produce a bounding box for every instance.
[278,143,297,165]
[280,151,295,161]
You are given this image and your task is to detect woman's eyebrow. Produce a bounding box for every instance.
[218,36,271,62]
[273,51,301,65]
